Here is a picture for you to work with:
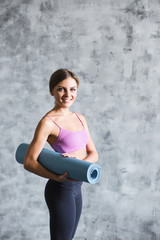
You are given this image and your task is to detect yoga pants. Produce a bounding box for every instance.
[45,180,83,240]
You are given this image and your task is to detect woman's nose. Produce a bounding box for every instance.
[64,90,70,97]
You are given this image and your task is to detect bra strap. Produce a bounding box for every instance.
[74,112,84,127]
[44,116,61,129]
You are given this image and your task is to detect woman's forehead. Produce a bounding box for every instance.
[57,77,78,87]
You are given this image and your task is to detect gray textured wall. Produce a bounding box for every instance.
[1,0,160,239]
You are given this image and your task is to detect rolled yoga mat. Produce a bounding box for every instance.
[15,143,100,184]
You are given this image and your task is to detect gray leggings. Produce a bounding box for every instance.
[45,180,83,240]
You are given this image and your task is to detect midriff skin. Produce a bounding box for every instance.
[47,139,87,160]
[70,148,87,160]
[64,148,87,160]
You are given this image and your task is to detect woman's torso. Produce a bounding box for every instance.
[44,112,88,160]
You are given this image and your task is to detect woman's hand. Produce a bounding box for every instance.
[61,153,76,158]
[54,172,69,182]
[54,172,79,182]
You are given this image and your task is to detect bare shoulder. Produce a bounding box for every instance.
[35,116,55,133]
[75,112,85,119]
[75,112,88,125]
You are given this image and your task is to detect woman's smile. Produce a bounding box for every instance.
[62,98,72,103]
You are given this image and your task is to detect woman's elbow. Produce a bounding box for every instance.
[24,155,36,171]
[24,158,31,171]
[24,160,30,171]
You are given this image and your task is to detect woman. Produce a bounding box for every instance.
[24,68,98,240]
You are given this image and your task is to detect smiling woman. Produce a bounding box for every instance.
[23,68,98,240]
[51,77,78,109]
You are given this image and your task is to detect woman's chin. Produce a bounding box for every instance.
[55,100,75,109]
[62,100,74,107]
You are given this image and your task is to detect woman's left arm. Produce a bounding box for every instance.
[80,114,98,163]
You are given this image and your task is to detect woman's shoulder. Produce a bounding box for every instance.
[33,115,55,137]
[74,111,84,117]
[74,112,87,122]
[39,114,55,128]
[43,109,55,117]
[42,110,58,121]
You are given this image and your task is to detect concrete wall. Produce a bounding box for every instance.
[1,0,160,239]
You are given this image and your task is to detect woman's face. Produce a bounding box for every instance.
[52,77,78,108]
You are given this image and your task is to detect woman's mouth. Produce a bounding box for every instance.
[62,98,72,103]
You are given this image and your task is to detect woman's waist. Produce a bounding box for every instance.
[48,179,83,188]
[67,148,87,160]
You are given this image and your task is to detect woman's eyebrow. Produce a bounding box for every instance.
[57,85,77,88]
[57,85,64,87]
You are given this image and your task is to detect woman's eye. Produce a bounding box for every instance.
[57,88,64,92]
[71,88,76,91]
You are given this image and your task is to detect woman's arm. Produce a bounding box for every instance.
[79,114,98,163]
[24,117,68,182]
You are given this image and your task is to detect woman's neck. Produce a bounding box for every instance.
[52,106,71,116]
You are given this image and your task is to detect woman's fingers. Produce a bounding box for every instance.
[56,172,78,182]
[56,172,68,182]
[61,153,68,157]
[61,171,68,180]
[61,153,76,158]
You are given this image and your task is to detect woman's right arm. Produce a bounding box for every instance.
[24,117,68,182]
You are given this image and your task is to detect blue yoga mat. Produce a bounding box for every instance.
[15,143,100,184]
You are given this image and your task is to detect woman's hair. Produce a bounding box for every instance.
[49,68,79,94]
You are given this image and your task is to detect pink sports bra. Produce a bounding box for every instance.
[45,113,89,153]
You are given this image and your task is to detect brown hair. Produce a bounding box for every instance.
[49,68,79,94]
